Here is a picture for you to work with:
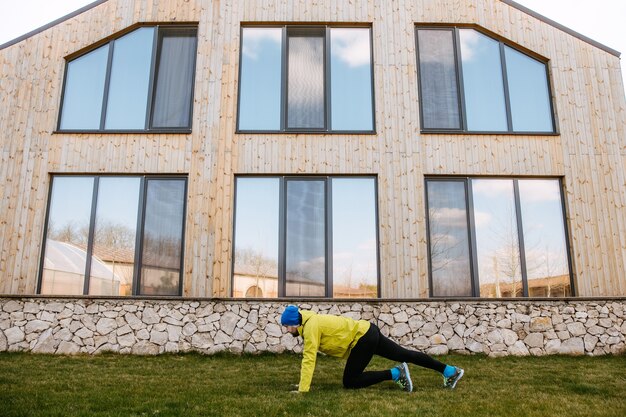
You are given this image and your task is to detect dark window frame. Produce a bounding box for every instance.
[424,176,575,298]
[56,24,198,134]
[231,174,381,298]
[415,25,558,135]
[236,24,377,135]
[37,174,188,297]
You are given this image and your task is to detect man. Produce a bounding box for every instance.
[281,305,464,393]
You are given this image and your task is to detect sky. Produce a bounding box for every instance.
[0,0,624,84]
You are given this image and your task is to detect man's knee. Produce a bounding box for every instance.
[343,376,359,389]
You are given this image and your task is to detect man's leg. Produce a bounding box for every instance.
[375,329,447,373]
[343,325,392,389]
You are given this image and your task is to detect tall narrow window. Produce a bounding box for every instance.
[232,178,280,298]
[459,29,508,132]
[104,27,154,129]
[330,28,374,131]
[139,179,186,296]
[40,177,95,295]
[238,28,283,131]
[416,26,555,133]
[285,179,326,296]
[331,178,378,297]
[151,28,198,129]
[39,175,187,296]
[416,29,461,129]
[426,180,473,297]
[425,177,572,297]
[90,177,140,296]
[518,180,571,296]
[238,26,375,133]
[232,176,379,298]
[471,179,522,297]
[59,25,197,132]
[287,29,326,129]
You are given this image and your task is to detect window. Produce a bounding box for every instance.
[232,176,379,298]
[416,27,555,133]
[425,178,573,297]
[238,26,375,133]
[58,26,197,132]
[38,175,187,296]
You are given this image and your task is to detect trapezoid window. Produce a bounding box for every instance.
[416,26,555,134]
[58,25,197,132]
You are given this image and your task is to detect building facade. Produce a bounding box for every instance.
[1,0,625,302]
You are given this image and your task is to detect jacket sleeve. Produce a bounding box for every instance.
[298,319,320,392]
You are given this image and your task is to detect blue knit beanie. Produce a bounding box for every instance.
[281,305,301,326]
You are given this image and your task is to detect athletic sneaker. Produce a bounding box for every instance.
[443,367,464,389]
[393,362,413,392]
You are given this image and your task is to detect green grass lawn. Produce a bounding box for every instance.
[0,352,624,417]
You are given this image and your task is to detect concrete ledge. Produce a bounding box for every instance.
[1,297,624,357]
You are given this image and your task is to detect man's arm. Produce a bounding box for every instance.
[298,319,320,392]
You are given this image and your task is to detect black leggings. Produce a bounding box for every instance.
[343,323,446,389]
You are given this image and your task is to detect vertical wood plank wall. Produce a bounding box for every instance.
[0,0,625,297]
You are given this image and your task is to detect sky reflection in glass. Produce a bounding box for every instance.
[459,29,508,131]
[41,177,95,295]
[233,178,280,298]
[239,28,282,131]
[90,177,140,296]
[472,179,523,297]
[330,28,373,131]
[332,178,377,297]
[104,28,154,129]
[60,45,109,130]
[505,46,554,132]
[518,180,571,296]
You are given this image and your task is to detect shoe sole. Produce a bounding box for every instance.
[449,368,464,389]
[401,362,413,392]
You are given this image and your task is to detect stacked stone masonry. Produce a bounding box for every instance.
[1,298,624,357]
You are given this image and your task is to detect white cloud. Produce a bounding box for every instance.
[330,28,371,67]
[459,29,482,61]
[242,28,281,60]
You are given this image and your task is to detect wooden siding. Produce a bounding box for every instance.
[0,0,625,297]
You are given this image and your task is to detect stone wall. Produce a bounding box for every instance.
[1,298,625,356]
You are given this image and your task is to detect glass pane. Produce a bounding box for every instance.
[472,180,523,297]
[233,178,280,298]
[151,29,197,128]
[89,178,140,296]
[104,27,154,129]
[41,177,94,295]
[416,29,461,129]
[459,29,508,131]
[519,180,571,297]
[239,28,282,131]
[330,28,373,131]
[332,178,377,298]
[286,180,326,296]
[59,45,109,130]
[426,181,472,296]
[505,46,554,132]
[140,179,186,295]
[287,31,325,129]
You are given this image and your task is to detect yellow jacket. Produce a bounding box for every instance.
[297,310,371,392]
